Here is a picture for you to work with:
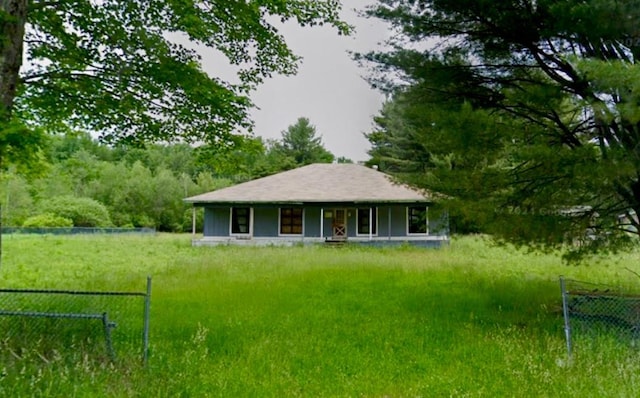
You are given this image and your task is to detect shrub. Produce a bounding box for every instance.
[131,214,156,228]
[22,213,74,228]
[41,196,112,227]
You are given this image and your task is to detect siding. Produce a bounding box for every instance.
[389,206,408,237]
[304,208,321,238]
[202,204,447,239]
[254,208,278,237]
[204,207,230,237]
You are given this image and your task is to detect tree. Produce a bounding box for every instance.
[363,0,640,260]
[194,136,270,180]
[270,117,334,167]
[0,171,33,226]
[0,0,350,150]
[41,195,112,227]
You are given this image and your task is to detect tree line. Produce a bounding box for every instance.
[1,117,343,231]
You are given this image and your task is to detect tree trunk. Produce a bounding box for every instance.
[0,0,26,120]
[0,0,26,271]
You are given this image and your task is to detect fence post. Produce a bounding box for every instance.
[143,276,152,366]
[1,204,3,272]
[560,276,572,360]
[102,312,116,362]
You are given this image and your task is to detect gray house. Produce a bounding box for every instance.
[184,163,449,247]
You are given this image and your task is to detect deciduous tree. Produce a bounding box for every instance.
[0,0,350,149]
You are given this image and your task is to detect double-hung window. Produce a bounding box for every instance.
[357,207,377,235]
[408,206,428,234]
[280,208,303,235]
[231,207,251,234]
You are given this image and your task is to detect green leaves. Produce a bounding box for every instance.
[363,0,640,260]
[275,117,334,166]
[3,0,349,147]
[0,119,46,173]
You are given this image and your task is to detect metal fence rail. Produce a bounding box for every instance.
[0,277,151,364]
[1,227,156,235]
[560,276,640,358]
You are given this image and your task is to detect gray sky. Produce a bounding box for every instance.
[200,1,389,163]
[249,3,388,162]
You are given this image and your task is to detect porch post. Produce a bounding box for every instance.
[369,207,373,241]
[426,206,430,235]
[320,208,324,239]
[388,207,391,241]
[250,207,254,237]
[192,207,196,237]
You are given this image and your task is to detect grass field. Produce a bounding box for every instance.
[1,233,640,396]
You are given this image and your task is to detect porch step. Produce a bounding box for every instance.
[324,238,347,247]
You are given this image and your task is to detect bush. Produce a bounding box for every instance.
[131,214,156,229]
[41,196,112,227]
[22,213,74,228]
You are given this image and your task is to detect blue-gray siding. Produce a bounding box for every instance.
[204,208,230,237]
[253,208,277,237]
[202,205,448,239]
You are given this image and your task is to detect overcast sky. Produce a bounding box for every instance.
[202,1,389,163]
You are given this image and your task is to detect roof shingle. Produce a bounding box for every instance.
[185,163,430,204]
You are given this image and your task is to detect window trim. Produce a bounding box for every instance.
[407,206,428,235]
[279,207,304,236]
[356,207,378,236]
[229,207,253,236]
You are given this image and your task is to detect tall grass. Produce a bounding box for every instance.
[1,234,639,396]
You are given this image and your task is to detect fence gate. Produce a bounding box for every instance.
[560,276,640,358]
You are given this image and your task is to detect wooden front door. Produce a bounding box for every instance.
[332,209,347,240]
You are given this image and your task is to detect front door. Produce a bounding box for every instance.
[332,209,347,240]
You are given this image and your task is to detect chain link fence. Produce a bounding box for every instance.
[0,277,151,365]
[1,227,156,235]
[560,277,640,357]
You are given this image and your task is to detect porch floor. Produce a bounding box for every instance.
[191,235,449,248]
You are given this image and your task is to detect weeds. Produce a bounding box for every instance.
[0,234,639,396]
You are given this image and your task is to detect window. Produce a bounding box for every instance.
[357,207,377,235]
[231,207,251,234]
[408,206,428,234]
[280,208,303,235]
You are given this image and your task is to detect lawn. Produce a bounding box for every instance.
[0,233,639,397]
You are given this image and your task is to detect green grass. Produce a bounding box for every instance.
[1,234,640,396]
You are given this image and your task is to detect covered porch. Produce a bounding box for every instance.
[188,203,450,248]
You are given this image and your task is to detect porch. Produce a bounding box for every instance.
[191,235,450,248]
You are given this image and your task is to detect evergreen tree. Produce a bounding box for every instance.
[363,0,640,260]
[270,117,335,167]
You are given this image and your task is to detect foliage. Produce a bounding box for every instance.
[0,127,335,232]
[44,131,112,163]
[193,136,270,180]
[362,0,640,260]
[42,195,112,227]
[2,234,640,395]
[194,117,337,179]
[21,213,73,227]
[270,117,335,166]
[0,120,46,172]
[0,133,241,231]
[1,0,350,148]
[0,171,33,226]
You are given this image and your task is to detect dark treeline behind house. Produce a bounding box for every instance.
[1,122,341,232]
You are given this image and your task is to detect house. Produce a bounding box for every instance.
[184,163,449,247]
